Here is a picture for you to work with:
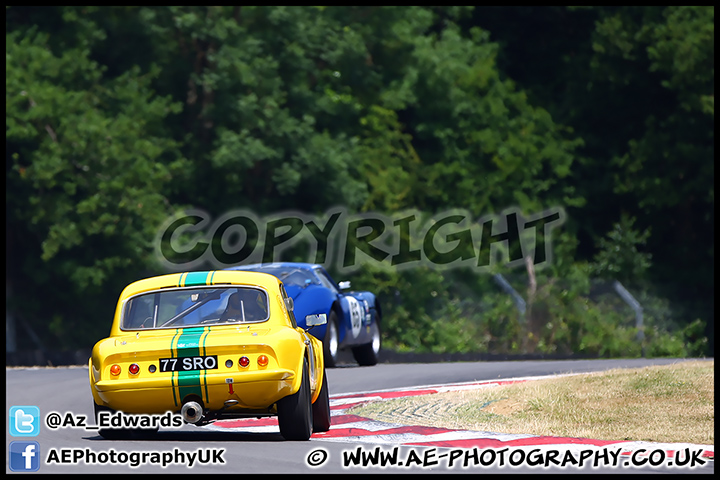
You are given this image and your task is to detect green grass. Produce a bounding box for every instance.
[348,360,714,445]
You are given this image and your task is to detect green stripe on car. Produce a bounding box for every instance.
[184,271,211,287]
[174,326,208,405]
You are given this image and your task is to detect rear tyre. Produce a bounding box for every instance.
[277,359,313,440]
[312,370,331,432]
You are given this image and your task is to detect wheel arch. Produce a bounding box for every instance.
[287,334,324,404]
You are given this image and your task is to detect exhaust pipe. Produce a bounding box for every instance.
[181,401,204,424]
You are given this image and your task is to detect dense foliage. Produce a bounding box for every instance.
[6,6,713,358]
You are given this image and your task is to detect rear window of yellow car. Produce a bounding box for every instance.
[121,286,270,330]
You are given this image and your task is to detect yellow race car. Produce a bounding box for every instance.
[89,270,331,440]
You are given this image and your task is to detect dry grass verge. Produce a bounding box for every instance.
[348,360,714,445]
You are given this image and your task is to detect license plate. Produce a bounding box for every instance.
[159,355,218,372]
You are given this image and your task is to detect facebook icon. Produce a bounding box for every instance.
[9,441,41,472]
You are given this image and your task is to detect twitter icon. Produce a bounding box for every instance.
[9,406,40,437]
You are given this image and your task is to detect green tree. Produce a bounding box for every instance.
[464,6,714,353]
[6,6,709,358]
[6,9,186,348]
[590,214,652,286]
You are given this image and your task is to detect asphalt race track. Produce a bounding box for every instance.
[5,358,714,474]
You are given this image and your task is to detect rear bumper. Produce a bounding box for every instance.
[93,368,296,413]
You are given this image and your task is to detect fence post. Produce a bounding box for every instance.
[613,280,645,357]
[493,273,526,319]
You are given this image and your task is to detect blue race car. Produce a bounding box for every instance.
[226,263,381,367]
